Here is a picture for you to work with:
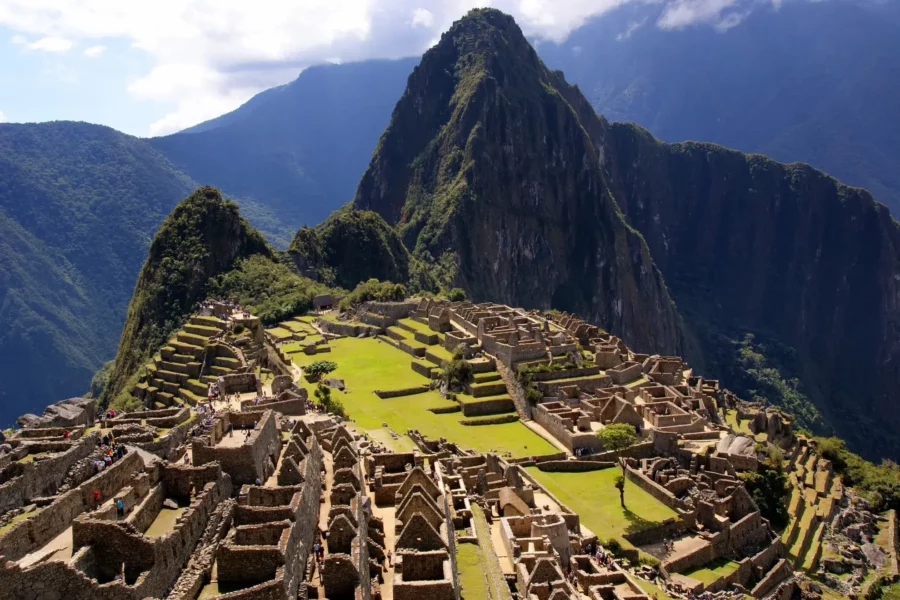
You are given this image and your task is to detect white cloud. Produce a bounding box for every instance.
[658,0,739,29]
[411,8,435,28]
[83,44,105,57]
[0,0,761,135]
[0,110,6,122]
[27,36,73,52]
[11,34,27,45]
[617,17,647,40]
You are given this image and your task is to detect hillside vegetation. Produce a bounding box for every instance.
[105,187,270,404]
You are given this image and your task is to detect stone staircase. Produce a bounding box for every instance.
[781,440,842,571]
[131,314,243,408]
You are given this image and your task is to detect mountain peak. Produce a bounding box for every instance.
[352,9,684,356]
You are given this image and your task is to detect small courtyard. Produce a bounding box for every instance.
[525,466,678,550]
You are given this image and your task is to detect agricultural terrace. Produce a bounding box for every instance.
[526,466,678,551]
[679,557,742,585]
[286,335,557,457]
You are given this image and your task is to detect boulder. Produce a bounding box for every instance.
[324,378,345,391]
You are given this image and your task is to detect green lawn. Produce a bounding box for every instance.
[289,337,555,457]
[525,467,678,548]
[457,543,491,600]
[265,327,293,340]
[680,557,741,585]
[397,317,438,336]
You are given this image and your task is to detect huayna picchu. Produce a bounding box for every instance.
[1,7,899,600]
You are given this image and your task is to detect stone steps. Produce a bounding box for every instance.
[157,360,200,378]
[190,315,227,330]
[214,356,240,369]
[177,331,208,346]
[200,375,217,385]
[470,382,508,398]
[156,369,188,385]
[154,390,176,406]
[185,378,209,396]
[184,323,221,338]
[170,353,196,365]
[151,377,181,396]
[800,521,826,571]
[208,365,231,376]
[172,341,205,359]
[178,387,206,406]
[473,372,501,384]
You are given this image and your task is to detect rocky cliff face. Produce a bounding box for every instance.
[353,8,684,355]
[105,187,270,402]
[596,122,900,459]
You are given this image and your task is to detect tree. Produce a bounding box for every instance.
[306,360,338,381]
[314,383,347,418]
[447,287,467,302]
[597,423,639,473]
[615,474,626,507]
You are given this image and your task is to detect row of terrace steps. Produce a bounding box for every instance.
[782,444,841,571]
[131,315,237,408]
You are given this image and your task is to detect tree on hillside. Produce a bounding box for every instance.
[597,423,639,474]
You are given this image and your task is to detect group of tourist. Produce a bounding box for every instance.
[93,434,129,475]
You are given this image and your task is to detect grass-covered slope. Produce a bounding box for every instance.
[0,122,196,423]
[105,187,270,403]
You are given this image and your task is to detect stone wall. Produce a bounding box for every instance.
[536,461,614,473]
[192,411,280,486]
[460,398,515,417]
[0,433,98,514]
[623,464,690,513]
[0,449,144,561]
[622,517,687,546]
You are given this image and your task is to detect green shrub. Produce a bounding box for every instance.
[314,383,346,418]
[339,278,407,310]
[441,356,473,389]
[525,385,543,404]
[815,436,900,511]
[306,360,338,378]
[738,461,789,528]
[232,323,245,335]
[446,287,467,302]
[210,254,331,326]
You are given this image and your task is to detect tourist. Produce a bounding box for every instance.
[184,453,190,465]
[92,489,101,508]
[227,423,233,437]
[116,498,125,519]
[387,550,392,567]
[255,477,261,486]
[63,430,70,440]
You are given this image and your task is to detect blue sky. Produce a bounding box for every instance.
[0,0,770,137]
[0,29,170,135]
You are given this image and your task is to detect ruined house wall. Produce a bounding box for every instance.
[192,411,279,486]
[623,464,689,513]
[0,449,143,561]
[0,433,98,514]
[0,475,230,600]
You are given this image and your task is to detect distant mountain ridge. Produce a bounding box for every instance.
[538,0,900,214]
[149,58,418,246]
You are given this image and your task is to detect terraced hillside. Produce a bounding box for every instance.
[131,314,244,408]
[781,440,843,571]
